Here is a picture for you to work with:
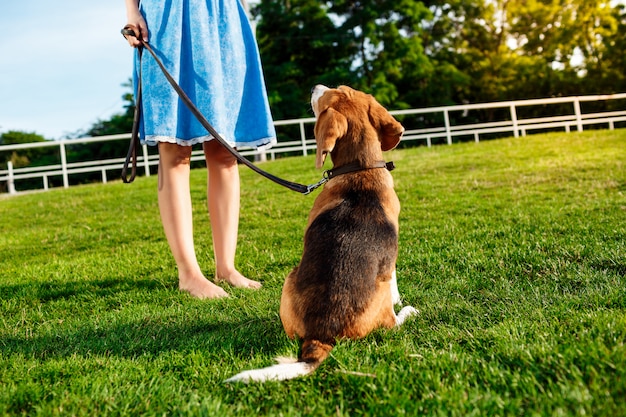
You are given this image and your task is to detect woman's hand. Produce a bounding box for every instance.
[123,1,148,47]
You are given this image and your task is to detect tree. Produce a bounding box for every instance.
[329,0,436,108]
[418,0,625,106]
[253,0,357,120]
[255,0,468,116]
[580,3,626,96]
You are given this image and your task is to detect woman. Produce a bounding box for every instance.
[123,0,276,299]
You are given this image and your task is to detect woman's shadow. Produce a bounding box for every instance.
[0,277,287,360]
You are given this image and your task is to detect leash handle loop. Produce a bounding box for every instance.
[121,26,141,41]
[121,45,143,183]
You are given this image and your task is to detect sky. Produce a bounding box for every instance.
[0,1,133,140]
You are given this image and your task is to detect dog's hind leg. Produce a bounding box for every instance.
[390,270,418,326]
[387,270,418,326]
[390,269,401,305]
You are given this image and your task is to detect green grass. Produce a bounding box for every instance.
[1,130,625,416]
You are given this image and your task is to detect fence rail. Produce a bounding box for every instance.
[2,93,625,194]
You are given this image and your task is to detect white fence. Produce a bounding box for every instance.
[1,93,625,194]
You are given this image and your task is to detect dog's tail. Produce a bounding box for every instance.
[224,339,333,383]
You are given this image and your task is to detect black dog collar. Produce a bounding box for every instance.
[325,161,395,180]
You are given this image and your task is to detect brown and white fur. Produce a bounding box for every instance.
[225,85,417,383]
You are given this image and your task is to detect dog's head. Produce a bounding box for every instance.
[311,85,404,169]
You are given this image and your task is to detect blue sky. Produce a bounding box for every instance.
[0,1,132,139]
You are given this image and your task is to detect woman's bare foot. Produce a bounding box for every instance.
[216,269,262,289]
[179,274,229,299]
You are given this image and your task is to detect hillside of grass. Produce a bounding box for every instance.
[0,130,625,416]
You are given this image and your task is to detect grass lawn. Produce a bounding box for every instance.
[1,130,625,416]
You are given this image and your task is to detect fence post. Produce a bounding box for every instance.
[255,149,267,162]
[510,104,519,138]
[299,121,307,156]
[444,109,452,145]
[7,161,16,194]
[574,98,583,132]
[60,141,69,188]
[142,144,151,177]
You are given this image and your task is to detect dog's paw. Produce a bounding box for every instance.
[395,306,418,327]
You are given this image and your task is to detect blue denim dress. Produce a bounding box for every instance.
[134,0,276,148]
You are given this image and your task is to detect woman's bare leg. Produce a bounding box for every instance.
[204,140,261,289]
[158,142,229,299]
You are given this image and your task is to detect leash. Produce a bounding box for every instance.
[121,46,143,183]
[120,27,395,193]
[120,27,322,194]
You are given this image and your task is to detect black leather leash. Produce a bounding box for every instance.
[121,46,143,183]
[120,27,394,193]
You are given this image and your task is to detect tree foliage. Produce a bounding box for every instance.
[255,0,626,118]
[252,0,357,119]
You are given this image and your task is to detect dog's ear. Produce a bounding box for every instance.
[368,99,404,151]
[314,107,348,169]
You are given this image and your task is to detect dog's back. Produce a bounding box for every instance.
[296,177,399,342]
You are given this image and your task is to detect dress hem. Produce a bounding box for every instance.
[141,135,277,150]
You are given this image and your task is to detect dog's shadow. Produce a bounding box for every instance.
[0,278,287,360]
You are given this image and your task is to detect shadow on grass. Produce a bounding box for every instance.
[0,319,283,360]
[0,278,165,302]
[591,259,626,278]
[0,278,286,360]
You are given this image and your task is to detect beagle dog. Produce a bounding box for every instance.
[226,85,417,383]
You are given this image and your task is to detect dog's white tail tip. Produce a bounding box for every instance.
[224,361,313,383]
